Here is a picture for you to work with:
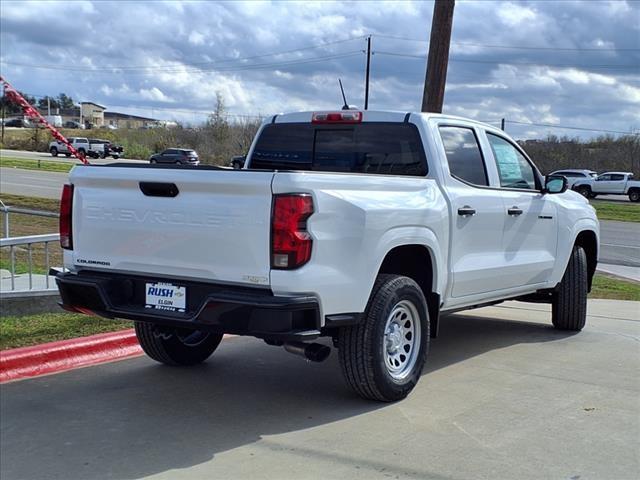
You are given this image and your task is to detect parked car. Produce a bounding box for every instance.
[56,110,599,402]
[49,137,122,159]
[572,171,640,202]
[550,169,597,188]
[4,118,31,128]
[88,138,124,159]
[230,155,246,169]
[63,121,82,129]
[149,148,199,165]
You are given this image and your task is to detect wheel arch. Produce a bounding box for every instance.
[376,244,441,337]
[574,229,598,291]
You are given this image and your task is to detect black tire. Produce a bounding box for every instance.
[577,186,591,198]
[134,322,223,366]
[112,154,120,160]
[552,245,588,331]
[78,148,86,155]
[629,190,640,202]
[150,159,156,164]
[338,274,430,402]
[50,147,58,157]
[588,193,598,199]
[65,153,71,157]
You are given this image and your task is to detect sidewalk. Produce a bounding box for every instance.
[597,263,639,283]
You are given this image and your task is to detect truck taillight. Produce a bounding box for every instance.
[59,184,73,250]
[271,194,314,269]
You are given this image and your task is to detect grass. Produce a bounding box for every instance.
[0,194,62,275]
[591,274,640,301]
[591,200,640,223]
[0,156,74,173]
[0,312,133,350]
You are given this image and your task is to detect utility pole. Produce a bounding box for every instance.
[364,35,372,110]
[421,0,455,113]
[501,118,505,131]
[47,97,51,116]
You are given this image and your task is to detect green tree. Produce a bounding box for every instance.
[57,93,74,109]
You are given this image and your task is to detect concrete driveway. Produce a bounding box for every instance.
[1,300,638,480]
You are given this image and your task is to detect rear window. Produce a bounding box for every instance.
[249,123,427,176]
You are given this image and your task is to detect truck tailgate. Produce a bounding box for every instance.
[69,166,274,287]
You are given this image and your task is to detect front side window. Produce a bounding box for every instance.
[439,126,488,186]
[487,133,537,190]
[610,174,625,181]
[597,174,611,181]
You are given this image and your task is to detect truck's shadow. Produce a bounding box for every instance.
[1,311,575,479]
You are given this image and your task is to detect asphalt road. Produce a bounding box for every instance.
[1,148,145,164]
[0,167,69,199]
[1,300,638,480]
[1,165,638,267]
[600,220,640,267]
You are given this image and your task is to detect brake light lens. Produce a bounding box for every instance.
[312,111,363,124]
[271,194,314,269]
[59,184,73,249]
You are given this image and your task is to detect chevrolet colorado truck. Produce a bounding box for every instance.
[572,171,640,202]
[55,111,600,402]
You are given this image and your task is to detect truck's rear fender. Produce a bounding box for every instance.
[270,173,448,321]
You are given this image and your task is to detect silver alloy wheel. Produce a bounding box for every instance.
[383,300,421,380]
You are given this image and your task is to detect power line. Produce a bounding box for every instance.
[505,120,638,136]
[0,36,367,73]
[373,33,640,52]
[374,51,639,69]
[0,51,364,75]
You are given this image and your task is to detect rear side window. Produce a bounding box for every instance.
[439,126,488,186]
[249,123,427,176]
[610,174,625,181]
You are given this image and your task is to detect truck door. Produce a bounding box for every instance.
[438,126,506,298]
[484,132,558,289]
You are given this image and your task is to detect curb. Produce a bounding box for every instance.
[0,329,142,383]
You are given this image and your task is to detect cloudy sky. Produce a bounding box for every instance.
[1,0,639,138]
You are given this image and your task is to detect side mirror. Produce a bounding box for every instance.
[544,175,567,194]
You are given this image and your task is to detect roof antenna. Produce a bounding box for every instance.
[338,78,350,110]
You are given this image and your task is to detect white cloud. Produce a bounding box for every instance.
[0,0,638,139]
[139,87,172,102]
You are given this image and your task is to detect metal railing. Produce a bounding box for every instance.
[1,201,60,239]
[0,234,61,291]
[1,202,62,293]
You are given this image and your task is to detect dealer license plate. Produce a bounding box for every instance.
[145,282,186,312]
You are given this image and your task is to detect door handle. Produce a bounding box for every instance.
[457,206,476,216]
[507,206,523,216]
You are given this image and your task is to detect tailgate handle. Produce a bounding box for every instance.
[139,182,179,197]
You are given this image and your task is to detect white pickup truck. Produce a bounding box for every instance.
[572,171,640,202]
[49,137,122,159]
[55,111,599,401]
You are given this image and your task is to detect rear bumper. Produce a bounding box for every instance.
[56,271,321,341]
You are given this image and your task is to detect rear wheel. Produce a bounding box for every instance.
[338,274,430,402]
[552,245,588,331]
[577,186,591,198]
[64,153,71,157]
[50,147,58,157]
[134,322,223,366]
[629,190,640,202]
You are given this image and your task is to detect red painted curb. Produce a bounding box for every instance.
[0,329,142,383]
